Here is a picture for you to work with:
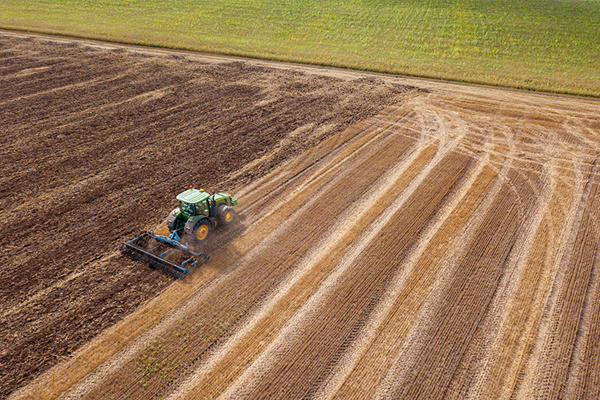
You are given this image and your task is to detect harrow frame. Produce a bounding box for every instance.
[119,231,210,279]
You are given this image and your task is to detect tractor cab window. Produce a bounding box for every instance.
[179,201,195,216]
[195,202,208,216]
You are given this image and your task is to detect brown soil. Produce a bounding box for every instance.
[3,31,600,400]
[0,33,413,398]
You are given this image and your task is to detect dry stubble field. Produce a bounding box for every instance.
[3,32,600,400]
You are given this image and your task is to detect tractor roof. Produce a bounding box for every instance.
[176,188,210,204]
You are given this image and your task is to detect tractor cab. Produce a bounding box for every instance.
[177,188,211,216]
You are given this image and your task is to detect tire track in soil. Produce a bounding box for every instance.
[565,221,600,400]
[438,116,559,398]
[444,159,549,399]
[529,158,600,400]
[225,150,474,400]
[560,131,600,400]
[378,167,539,399]
[232,105,422,248]
[568,251,600,399]
[465,160,575,400]
[464,114,588,399]
[75,117,421,400]
[367,99,519,400]
[323,147,499,400]
[235,102,421,236]
[308,96,508,399]
[509,153,593,400]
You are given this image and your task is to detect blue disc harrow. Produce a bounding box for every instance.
[119,231,210,279]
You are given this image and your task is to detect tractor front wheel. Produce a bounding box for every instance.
[192,220,211,242]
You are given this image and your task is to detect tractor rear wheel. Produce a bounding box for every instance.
[192,220,211,242]
[217,205,236,226]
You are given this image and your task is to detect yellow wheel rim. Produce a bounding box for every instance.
[196,224,209,241]
[225,211,233,222]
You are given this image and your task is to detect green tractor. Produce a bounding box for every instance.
[166,188,238,243]
[119,188,237,279]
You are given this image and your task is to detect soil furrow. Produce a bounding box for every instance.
[235,151,473,399]
[384,168,538,399]
[327,151,499,400]
[531,159,600,400]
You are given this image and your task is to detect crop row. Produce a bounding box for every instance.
[390,167,539,398]
[332,153,501,399]
[241,151,474,399]
[533,163,600,399]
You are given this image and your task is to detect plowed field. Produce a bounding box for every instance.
[3,32,600,400]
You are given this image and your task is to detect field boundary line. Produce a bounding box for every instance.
[3,29,599,102]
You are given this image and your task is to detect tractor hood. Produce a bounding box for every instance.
[176,188,210,204]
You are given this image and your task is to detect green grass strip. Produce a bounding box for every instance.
[1,0,599,96]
